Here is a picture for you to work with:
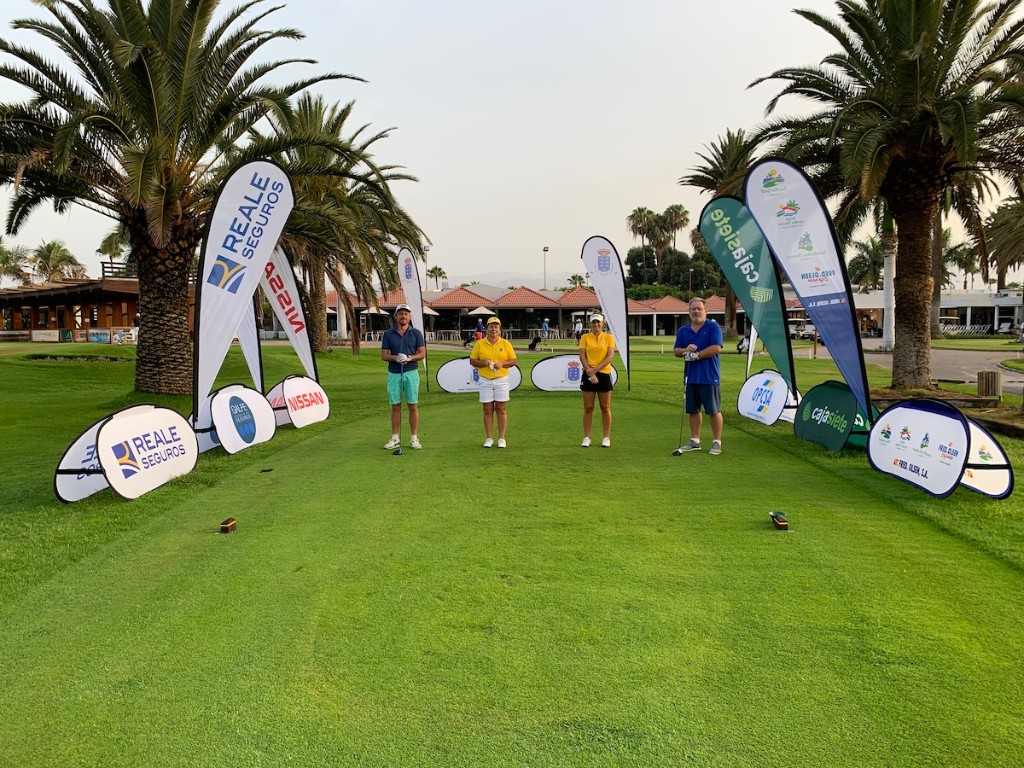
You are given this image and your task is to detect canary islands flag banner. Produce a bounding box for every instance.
[581,236,629,388]
[744,158,871,420]
[699,195,797,401]
[194,160,295,418]
[396,247,428,388]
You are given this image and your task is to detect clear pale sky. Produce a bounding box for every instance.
[0,0,936,288]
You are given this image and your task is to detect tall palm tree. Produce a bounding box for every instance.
[753,0,1024,388]
[426,265,447,289]
[0,234,30,286]
[30,240,86,282]
[847,236,884,289]
[626,207,656,284]
[986,197,1024,289]
[0,0,360,393]
[680,128,761,336]
[567,273,586,288]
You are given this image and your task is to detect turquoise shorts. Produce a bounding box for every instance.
[387,370,420,405]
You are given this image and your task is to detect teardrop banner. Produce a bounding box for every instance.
[794,381,857,452]
[95,405,199,501]
[54,420,109,503]
[530,354,618,392]
[961,419,1014,499]
[435,358,523,394]
[867,399,970,498]
[744,158,871,421]
[210,385,277,454]
[699,196,798,400]
[580,236,630,389]
[396,246,429,389]
[737,370,791,426]
[266,375,330,428]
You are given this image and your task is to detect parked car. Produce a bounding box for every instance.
[799,324,818,340]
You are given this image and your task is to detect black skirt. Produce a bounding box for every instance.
[580,371,613,393]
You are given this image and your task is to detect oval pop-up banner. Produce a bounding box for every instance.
[867,399,969,498]
[210,384,276,454]
[737,370,791,425]
[96,404,199,501]
[794,380,857,451]
[435,358,523,394]
[531,354,618,392]
[961,419,1014,499]
[54,420,109,503]
[266,375,330,428]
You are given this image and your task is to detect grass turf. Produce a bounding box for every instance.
[1,343,1023,766]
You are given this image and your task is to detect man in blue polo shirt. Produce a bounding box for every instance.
[381,304,426,449]
[673,297,724,455]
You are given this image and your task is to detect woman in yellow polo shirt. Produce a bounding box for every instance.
[578,313,615,447]
[470,317,518,448]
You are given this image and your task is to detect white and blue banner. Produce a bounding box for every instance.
[396,247,428,388]
[745,158,871,419]
[581,236,630,388]
[962,419,1014,499]
[210,385,277,454]
[530,354,618,392]
[95,405,199,501]
[193,160,295,417]
[737,370,792,426]
[54,421,108,503]
[435,357,523,394]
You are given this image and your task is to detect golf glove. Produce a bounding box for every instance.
[396,353,409,364]
[683,350,700,362]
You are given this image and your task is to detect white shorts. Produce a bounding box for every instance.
[479,376,511,404]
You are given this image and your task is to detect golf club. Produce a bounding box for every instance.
[393,365,405,456]
[671,362,688,456]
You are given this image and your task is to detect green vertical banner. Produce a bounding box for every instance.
[698,196,797,398]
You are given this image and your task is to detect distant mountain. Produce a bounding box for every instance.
[443,270,577,291]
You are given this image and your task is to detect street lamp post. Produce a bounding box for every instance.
[543,246,549,290]
[688,268,693,294]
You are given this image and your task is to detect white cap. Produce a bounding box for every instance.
[590,313,604,323]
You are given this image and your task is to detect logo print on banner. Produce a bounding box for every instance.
[799,232,814,251]
[762,169,785,188]
[749,286,774,303]
[880,424,892,441]
[900,426,912,442]
[471,367,480,383]
[567,361,581,382]
[753,377,776,414]
[208,255,246,293]
[777,200,799,218]
[403,256,414,280]
[978,445,994,462]
[597,248,612,273]
[112,441,141,478]
[229,396,257,444]
[939,441,959,463]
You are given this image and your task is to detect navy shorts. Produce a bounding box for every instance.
[685,383,720,414]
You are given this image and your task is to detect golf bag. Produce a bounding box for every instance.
[528,335,542,351]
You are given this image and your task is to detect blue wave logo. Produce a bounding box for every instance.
[207,255,246,294]
[111,441,141,479]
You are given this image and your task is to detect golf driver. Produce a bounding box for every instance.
[672,362,688,456]
[393,364,405,455]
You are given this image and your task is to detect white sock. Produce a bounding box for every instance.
[392,434,399,440]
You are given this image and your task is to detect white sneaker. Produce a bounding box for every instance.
[601,437,611,448]
[581,436,591,448]
[709,440,722,456]
[497,438,506,449]
[679,439,701,452]
[384,437,400,450]
[410,436,422,450]
[483,438,494,448]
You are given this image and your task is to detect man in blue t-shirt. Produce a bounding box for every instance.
[673,297,724,455]
[381,304,426,450]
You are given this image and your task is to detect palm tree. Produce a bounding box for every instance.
[847,236,884,289]
[0,0,360,393]
[426,266,447,290]
[0,235,30,286]
[567,274,586,288]
[30,240,86,283]
[680,128,761,336]
[753,0,1024,388]
[626,207,656,284]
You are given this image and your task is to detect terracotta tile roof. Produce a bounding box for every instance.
[641,295,691,313]
[494,285,560,307]
[557,287,599,307]
[426,285,495,308]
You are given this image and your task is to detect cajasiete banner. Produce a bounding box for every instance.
[530,354,618,392]
[193,159,295,419]
[435,358,523,394]
[744,158,871,420]
[396,247,429,389]
[580,236,630,389]
[699,196,797,401]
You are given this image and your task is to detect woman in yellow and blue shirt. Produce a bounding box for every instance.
[470,317,517,448]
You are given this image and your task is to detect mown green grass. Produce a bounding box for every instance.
[1,342,1023,767]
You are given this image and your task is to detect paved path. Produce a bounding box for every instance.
[808,336,1024,397]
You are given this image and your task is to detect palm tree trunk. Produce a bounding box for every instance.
[888,196,935,389]
[724,284,737,338]
[880,219,896,351]
[930,211,944,339]
[133,239,195,395]
[309,261,328,353]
